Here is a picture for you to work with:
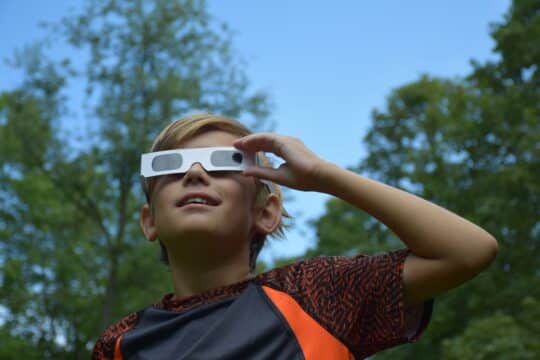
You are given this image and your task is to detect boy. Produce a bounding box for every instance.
[93,114,498,359]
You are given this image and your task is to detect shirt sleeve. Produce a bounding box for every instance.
[294,248,434,359]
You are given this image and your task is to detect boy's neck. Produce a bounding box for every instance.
[168,257,255,301]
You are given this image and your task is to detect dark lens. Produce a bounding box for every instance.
[232,152,243,164]
[210,150,243,167]
[152,153,183,171]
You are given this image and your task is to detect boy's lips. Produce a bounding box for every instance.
[176,192,221,207]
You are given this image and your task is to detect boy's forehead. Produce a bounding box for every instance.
[174,130,242,149]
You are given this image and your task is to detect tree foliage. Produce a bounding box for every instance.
[441,296,540,360]
[0,0,272,357]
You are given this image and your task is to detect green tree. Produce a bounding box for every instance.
[0,0,272,357]
[441,296,540,360]
[304,0,540,358]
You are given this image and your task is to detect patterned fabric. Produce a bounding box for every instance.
[92,311,139,359]
[92,248,433,359]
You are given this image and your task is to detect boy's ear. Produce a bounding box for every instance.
[254,193,282,235]
[140,203,158,242]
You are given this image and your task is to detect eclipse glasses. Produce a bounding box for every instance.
[140,146,272,189]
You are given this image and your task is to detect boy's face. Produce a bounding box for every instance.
[140,130,279,268]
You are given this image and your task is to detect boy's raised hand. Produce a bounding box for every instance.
[233,132,331,192]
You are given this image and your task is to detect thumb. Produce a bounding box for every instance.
[243,165,283,183]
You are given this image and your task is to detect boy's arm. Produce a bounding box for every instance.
[316,162,498,305]
[234,133,499,306]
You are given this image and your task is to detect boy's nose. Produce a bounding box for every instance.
[182,162,210,184]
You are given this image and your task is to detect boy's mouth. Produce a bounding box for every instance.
[176,192,220,207]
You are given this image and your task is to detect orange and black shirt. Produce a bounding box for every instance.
[92,248,433,359]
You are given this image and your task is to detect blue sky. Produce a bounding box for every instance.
[0,0,510,264]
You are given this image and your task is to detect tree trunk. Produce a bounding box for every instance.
[100,254,118,331]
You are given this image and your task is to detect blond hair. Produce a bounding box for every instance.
[141,113,291,272]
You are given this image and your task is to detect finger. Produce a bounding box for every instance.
[234,133,288,157]
[234,133,277,151]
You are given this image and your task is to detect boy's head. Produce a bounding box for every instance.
[139,114,290,273]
